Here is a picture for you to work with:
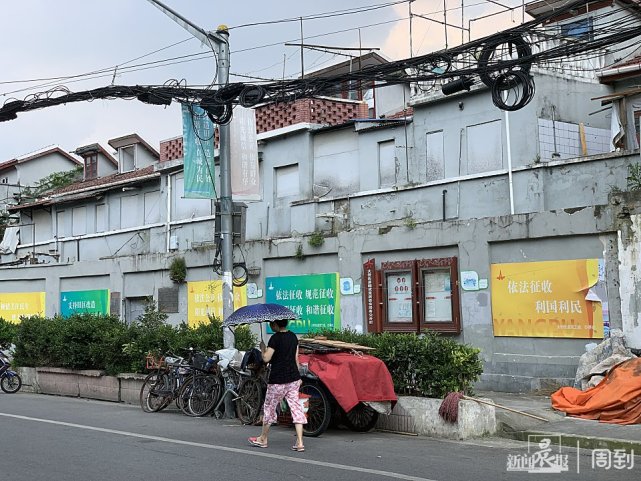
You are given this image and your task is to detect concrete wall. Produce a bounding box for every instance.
[618,211,641,349]
[17,151,79,185]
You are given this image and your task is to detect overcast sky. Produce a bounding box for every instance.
[0,0,527,161]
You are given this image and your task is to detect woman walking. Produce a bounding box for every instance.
[248,319,307,452]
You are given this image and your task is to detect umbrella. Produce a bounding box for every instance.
[223,303,298,327]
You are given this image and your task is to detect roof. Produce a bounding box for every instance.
[108,133,160,159]
[0,146,82,172]
[599,53,641,82]
[74,143,118,166]
[9,165,158,211]
[304,52,388,79]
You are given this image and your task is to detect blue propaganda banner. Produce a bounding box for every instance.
[182,103,216,198]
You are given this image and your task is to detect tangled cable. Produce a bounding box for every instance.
[0,0,639,120]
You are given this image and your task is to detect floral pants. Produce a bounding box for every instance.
[262,379,307,425]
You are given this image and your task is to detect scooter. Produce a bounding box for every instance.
[0,349,22,394]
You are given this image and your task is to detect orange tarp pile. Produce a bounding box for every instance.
[551,357,641,425]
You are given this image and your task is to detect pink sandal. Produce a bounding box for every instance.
[291,445,305,452]
[248,437,268,448]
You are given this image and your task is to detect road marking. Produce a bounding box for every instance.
[0,412,436,481]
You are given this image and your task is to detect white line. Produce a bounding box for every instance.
[0,412,436,481]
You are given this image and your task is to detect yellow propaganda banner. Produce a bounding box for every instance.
[491,259,604,338]
[187,280,247,327]
[0,292,46,323]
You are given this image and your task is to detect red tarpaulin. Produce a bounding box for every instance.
[551,357,641,425]
[299,352,397,413]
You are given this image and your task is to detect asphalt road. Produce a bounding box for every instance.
[1,393,638,481]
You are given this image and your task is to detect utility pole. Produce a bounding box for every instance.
[145,0,235,350]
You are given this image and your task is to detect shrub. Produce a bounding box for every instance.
[0,317,18,347]
[169,257,187,283]
[12,307,257,375]
[307,328,483,398]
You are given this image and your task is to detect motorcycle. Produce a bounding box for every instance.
[0,348,22,394]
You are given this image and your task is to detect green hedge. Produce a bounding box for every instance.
[3,304,256,375]
[308,329,483,398]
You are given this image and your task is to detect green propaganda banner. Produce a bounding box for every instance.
[265,273,340,334]
[182,103,216,199]
[60,289,110,317]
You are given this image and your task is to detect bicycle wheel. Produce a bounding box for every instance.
[1,373,22,393]
[235,377,264,425]
[177,377,196,416]
[140,372,171,412]
[342,403,379,432]
[188,374,223,417]
[301,382,331,437]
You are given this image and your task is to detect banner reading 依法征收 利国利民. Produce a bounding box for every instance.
[491,259,604,338]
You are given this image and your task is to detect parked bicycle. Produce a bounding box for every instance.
[178,350,223,417]
[213,348,266,424]
[0,348,22,394]
[139,351,192,412]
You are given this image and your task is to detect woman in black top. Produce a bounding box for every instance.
[248,319,307,452]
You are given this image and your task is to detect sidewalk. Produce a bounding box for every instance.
[479,390,641,454]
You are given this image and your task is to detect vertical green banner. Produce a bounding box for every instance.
[265,273,340,334]
[182,103,215,199]
[60,290,110,317]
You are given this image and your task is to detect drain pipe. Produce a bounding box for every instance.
[505,109,515,215]
[442,189,447,221]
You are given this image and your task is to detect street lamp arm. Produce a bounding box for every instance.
[145,0,227,46]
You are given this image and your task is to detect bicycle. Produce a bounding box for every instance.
[212,348,266,424]
[178,350,223,417]
[139,352,192,413]
[212,236,248,287]
[0,349,22,394]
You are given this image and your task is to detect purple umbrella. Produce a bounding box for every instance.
[223,303,298,327]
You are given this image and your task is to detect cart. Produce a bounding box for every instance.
[296,341,397,437]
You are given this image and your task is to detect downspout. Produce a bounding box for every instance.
[166,174,172,252]
[505,109,515,215]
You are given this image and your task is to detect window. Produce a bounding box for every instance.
[378,140,396,188]
[56,210,69,238]
[426,130,444,181]
[561,18,593,40]
[119,145,136,172]
[634,110,640,147]
[363,257,461,334]
[275,164,299,198]
[466,120,503,174]
[84,153,98,180]
[144,191,161,224]
[96,204,107,233]
[120,195,138,229]
[72,206,87,236]
[1,177,8,184]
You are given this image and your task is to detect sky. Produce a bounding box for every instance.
[0,0,529,162]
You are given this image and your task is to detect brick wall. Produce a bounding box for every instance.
[160,98,369,161]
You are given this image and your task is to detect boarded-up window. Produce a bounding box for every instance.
[173,174,212,220]
[426,130,445,181]
[96,204,107,233]
[275,164,299,198]
[466,120,503,174]
[158,287,179,313]
[72,206,87,236]
[144,191,161,224]
[56,210,69,238]
[120,195,138,229]
[378,140,396,188]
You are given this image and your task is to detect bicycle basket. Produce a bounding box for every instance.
[191,352,216,372]
[145,354,165,370]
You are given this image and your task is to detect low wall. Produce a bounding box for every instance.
[376,396,496,439]
[16,368,496,439]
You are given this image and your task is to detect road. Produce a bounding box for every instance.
[1,393,638,481]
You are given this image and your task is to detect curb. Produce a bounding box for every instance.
[501,430,641,454]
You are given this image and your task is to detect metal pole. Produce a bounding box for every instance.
[409,0,414,57]
[216,27,236,350]
[300,17,305,79]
